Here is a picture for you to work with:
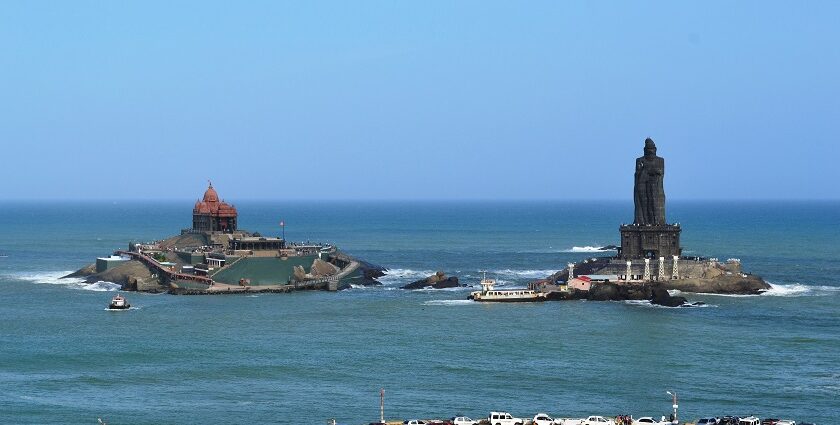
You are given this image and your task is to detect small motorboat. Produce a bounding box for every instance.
[108,294,131,310]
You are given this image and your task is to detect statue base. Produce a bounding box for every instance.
[618,223,682,260]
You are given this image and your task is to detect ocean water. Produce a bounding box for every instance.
[0,200,838,424]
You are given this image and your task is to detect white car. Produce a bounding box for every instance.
[404,421,427,425]
[633,418,670,425]
[776,421,795,425]
[554,419,582,425]
[532,414,555,425]
[452,417,478,425]
[488,411,524,425]
[738,417,760,425]
[697,418,719,425]
[582,417,616,425]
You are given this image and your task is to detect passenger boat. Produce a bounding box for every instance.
[468,272,546,302]
[108,294,131,310]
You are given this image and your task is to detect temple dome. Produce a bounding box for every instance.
[203,185,220,203]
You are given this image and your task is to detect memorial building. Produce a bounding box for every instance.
[192,183,238,233]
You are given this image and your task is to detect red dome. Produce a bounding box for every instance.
[203,185,219,203]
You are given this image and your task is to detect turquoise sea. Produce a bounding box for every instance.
[1,201,838,424]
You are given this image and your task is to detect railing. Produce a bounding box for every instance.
[116,250,212,284]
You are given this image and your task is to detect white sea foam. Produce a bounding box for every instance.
[79,281,122,292]
[423,299,474,306]
[414,285,473,292]
[624,300,716,309]
[563,246,615,253]
[489,269,557,279]
[378,268,436,286]
[103,306,140,311]
[673,282,839,298]
[8,271,121,291]
[761,282,840,297]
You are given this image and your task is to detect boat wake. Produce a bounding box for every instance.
[103,306,141,311]
[423,299,474,306]
[6,271,122,291]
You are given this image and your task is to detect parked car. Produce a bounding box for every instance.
[775,421,795,425]
[720,417,740,425]
[452,417,478,425]
[633,417,670,425]
[697,419,720,425]
[739,417,760,425]
[582,416,616,425]
[404,420,428,425]
[488,412,524,425]
[526,413,554,425]
[554,418,582,425]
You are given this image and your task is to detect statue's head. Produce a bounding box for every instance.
[644,138,657,156]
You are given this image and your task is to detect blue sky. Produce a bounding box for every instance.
[1,1,838,200]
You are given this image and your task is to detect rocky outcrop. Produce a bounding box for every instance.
[63,263,96,278]
[563,282,692,307]
[662,274,768,295]
[650,287,688,307]
[585,282,650,301]
[402,271,463,290]
[310,258,339,277]
[63,260,164,292]
[293,265,307,281]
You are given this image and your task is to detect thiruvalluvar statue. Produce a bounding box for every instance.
[633,138,666,225]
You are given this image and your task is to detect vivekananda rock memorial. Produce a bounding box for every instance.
[64,183,385,294]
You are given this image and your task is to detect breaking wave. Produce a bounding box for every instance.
[761,283,840,297]
[624,300,717,309]
[488,269,556,280]
[7,271,121,291]
[378,269,436,286]
[672,283,840,298]
[563,246,616,253]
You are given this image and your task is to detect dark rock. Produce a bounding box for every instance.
[587,283,623,301]
[402,272,463,290]
[650,287,688,307]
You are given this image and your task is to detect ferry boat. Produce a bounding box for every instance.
[108,294,131,310]
[468,272,547,302]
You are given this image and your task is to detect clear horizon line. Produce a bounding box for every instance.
[2,197,839,202]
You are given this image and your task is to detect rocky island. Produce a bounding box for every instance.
[529,138,771,306]
[64,183,385,294]
[401,272,464,290]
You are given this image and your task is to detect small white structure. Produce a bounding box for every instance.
[625,260,632,282]
[643,258,651,281]
[568,263,575,280]
[658,256,665,281]
[672,255,679,279]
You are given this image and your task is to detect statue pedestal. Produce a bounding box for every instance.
[619,223,681,260]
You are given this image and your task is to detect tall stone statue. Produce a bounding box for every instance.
[633,138,666,225]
